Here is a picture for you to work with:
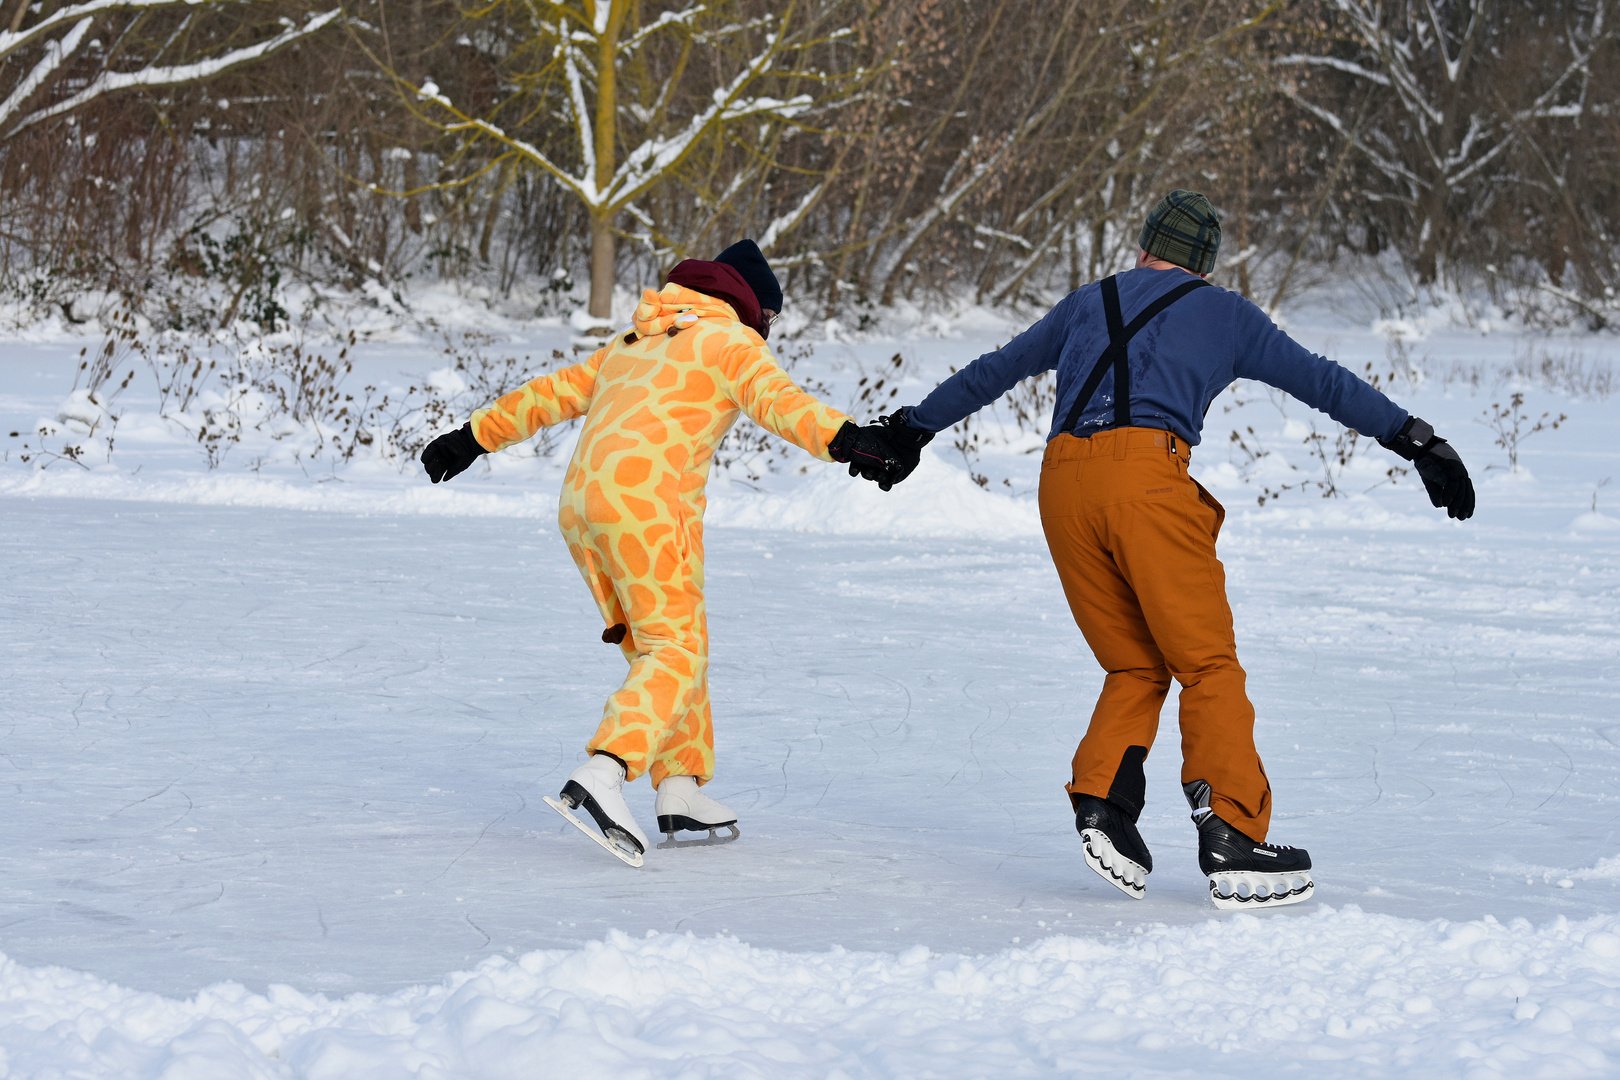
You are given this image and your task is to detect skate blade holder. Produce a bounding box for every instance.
[1207,870,1313,911]
[1079,828,1147,898]
[543,795,645,868]
[658,824,740,850]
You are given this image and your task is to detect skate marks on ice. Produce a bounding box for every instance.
[1222,522,1620,916]
[7,498,1620,994]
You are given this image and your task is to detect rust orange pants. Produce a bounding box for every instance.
[1039,427,1272,840]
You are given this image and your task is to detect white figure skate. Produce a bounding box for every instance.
[654,775,740,849]
[544,754,649,867]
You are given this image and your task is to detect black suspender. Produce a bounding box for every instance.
[1060,274,1212,435]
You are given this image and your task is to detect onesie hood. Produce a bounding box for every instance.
[632,282,760,341]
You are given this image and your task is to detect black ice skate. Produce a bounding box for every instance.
[1184,780,1313,910]
[1074,794,1152,898]
[653,776,740,849]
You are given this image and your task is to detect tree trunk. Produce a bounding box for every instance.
[585,0,626,324]
[1413,190,1446,285]
[588,213,615,321]
[404,0,423,235]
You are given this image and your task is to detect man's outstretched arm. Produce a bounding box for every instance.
[1232,301,1473,520]
[905,291,1078,433]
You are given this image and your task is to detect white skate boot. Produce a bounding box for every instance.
[654,775,740,849]
[544,754,650,867]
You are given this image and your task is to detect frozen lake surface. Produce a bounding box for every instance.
[2,305,1620,1076]
[5,495,1620,1000]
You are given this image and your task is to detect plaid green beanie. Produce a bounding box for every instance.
[1139,190,1221,274]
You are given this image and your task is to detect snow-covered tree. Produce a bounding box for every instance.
[1274,0,1614,285]
[0,0,338,135]
[787,0,1281,311]
[373,0,854,327]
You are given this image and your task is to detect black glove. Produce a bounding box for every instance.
[828,421,901,489]
[873,408,935,487]
[421,422,487,483]
[1379,416,1475,520]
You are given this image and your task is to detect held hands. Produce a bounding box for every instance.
[873,409,933,486]
[827,408,934,491]
[421,423,487,483]
[1379,416,1476,520]
[828,421,901,489]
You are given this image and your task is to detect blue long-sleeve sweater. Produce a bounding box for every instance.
[909,267,1407,445]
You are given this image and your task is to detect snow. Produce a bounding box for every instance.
[5,910,1620,1078]
[1570,510,1620,534]
[2,295,1620,1077]
[704,444,1044,538]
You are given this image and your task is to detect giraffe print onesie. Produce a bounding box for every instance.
[470,283,849,788]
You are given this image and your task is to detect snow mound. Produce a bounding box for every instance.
[6,907,1620,1078]
[1234,495,1445,533]
[1484,466,1537,487]
[0,468,565,521]
[1569,511,1620,534]
[0,450,1044,541]
[706,446,1043,538]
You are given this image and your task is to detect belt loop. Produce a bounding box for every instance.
[1113,429,1128,461]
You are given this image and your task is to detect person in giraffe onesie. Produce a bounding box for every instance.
[420,240,900,865]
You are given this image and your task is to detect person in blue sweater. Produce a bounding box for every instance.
[862,190,1475,909]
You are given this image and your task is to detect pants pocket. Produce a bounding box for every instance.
[1192,478,1226,540]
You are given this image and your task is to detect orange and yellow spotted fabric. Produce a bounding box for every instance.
[470,283,849,787]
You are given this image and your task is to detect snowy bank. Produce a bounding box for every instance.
[0,444,1047,540]
[0,466,569,522]
[3,907,1618,1079]
[705,445,1043,539]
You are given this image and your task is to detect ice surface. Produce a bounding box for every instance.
[2,306,1619,1076]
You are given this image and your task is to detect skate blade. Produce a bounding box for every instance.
[1207,869,1313,911]
[657,824,741,850]
[543,795,644,867]
[1080,828,1147,898]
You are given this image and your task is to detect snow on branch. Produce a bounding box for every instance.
[758,182,823,254]
[1275,83,1423,189]
[616,3,704,57]
[1273,53,1391,86]
[1509,17,1612,127]
[0,17,92,128]
[1421,0,1485,83]
[691,14,774,46]
[558,22,597,188]
[0,0,272,62]
[8,8,341,134]
[970,222,1033,250]
[409,78,581,198]
[610,88,812,205]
